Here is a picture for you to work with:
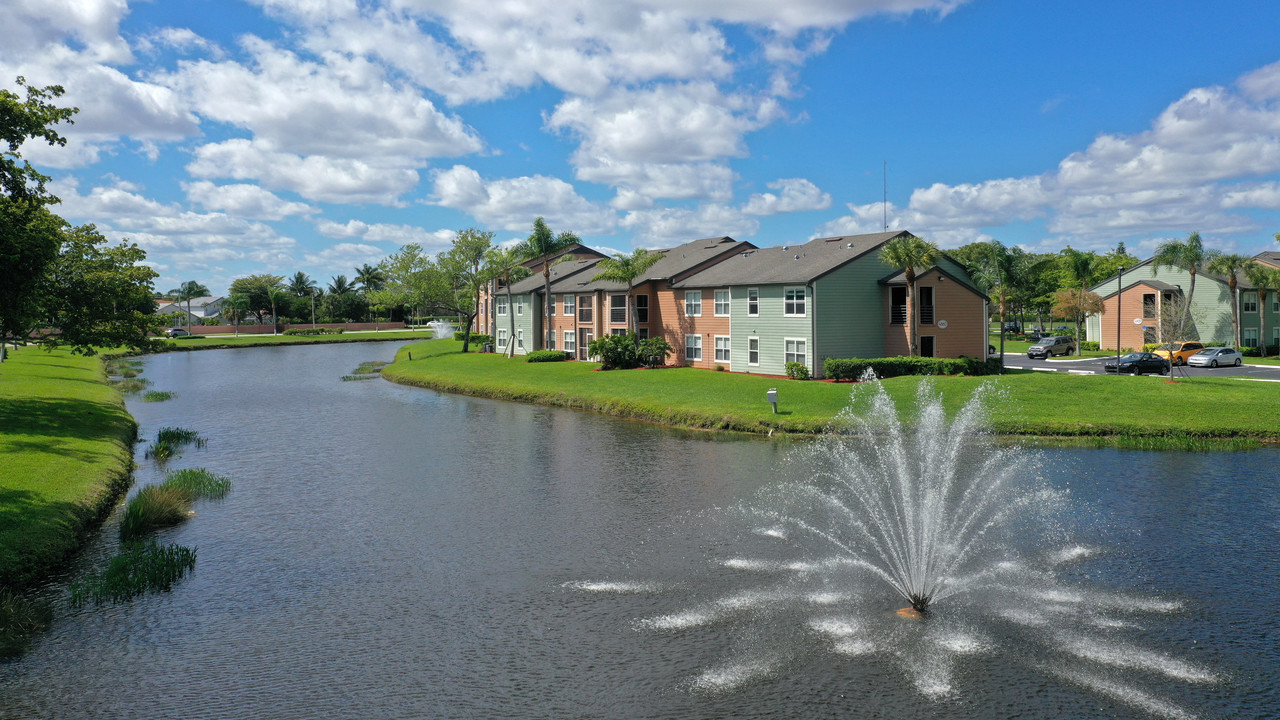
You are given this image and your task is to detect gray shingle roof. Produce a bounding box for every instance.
[509,236,752,295]
[672,231,910,287]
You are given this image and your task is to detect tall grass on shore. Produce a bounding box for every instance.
[0,589,53,658]
[68,540,197,606]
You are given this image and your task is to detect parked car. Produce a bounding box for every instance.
[1002,321,1021,332]
[1152,341,1206,366]
[1186,347,1243,368]
[165,327,190,337]
[1025,331,1050,342]
[1027,336,1075,359]
[1103,352,1170,375]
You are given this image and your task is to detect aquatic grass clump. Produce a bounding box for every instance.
[109,377,152,393]
[354,361,388,374]
[145,427,206,462]
[163,468,231,499]
[142,390,174,402]
[104,358,143,376]
[69,540,197,606]
[119,484,194,540]
[341,374,379,381]
[0,589,53,658]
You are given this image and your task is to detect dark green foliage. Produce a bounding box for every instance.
[69,540,196,606]
[586,332,671,370]
[141,390,174,402]
[156,427,203,446]
[282,327,344,335]
[824,356,1005,381]
[119,484,192,540]
[0,589,52,657]
[785,362,810,380]
[1079,341,1100,351]
[638,337,673,367]
[144,440,176,461]
[1241,345,1278,357]
[162,468,231,500]
[453,332,491,343]
[525,350,570,363]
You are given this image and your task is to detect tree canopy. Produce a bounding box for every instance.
[228,274,285,323]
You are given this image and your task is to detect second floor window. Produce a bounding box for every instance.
[564,295,575,316]
[684,290,702,317]
[714,290,730,316]
[635,294,649,324]
[611,294,627,324]
[747,288,759,316]
[578,295,592,323]
[784,287,806,316]
[496,296,508,316]
[891,287,907,324]
[918,286,935,325]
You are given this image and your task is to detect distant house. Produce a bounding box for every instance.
[158,296,225,326]
[1086,252,1279,350]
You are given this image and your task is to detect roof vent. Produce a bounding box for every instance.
[847,243,853,248]
[794,254,800,260]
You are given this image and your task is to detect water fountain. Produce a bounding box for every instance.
[427,319,456,340]
[568,377,1219,718]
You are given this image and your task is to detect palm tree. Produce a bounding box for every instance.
[222,293,250,337]
[1244,263,1280,358]
[328,275,354,295]
[1207,253,1254,348]
[1058,248,1100,355]
[589,248,664,335]
[484,246,531,356]
[967,241,1026,357]
[519,217,580,349]
[168,280,210,331]
[879,234,941,356]
[266,287,287,335]
[354,263,386,293]
[1151,231,1220,337]
[287,271,316,296]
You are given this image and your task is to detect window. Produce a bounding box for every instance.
[685,334,702,361]
[918,286,935,325]
[784,287,806,316]
[714,290,730,316]
[563,295,575,316]
[611,294,627,324]
[496,328,509,347]
[635,294,649,324]
[747,288,759,317]
[785,338,806,366]
[496,296,508,316]
[1142,293,1156,317]
[578,295,592,323]
[684,290,702,317]
[714,335,731,363]
[890,287,907,324]
[638,328,649,340]
[1243,292,1259,313]
[611,328,626,336]
[564,330,576,353]
[516,329,524,349]
[550,295,556,316]
[748,336,759,366]
[1244,328,1259,346]
[920,335,936,357]
[515,297,524,316]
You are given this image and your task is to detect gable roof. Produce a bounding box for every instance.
[878,265,989,299]
[1097,279,1184,302]
[1255,251,1280,268]
[672,231,911,287]
[508,236,754,295]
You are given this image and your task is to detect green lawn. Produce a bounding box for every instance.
[384,341,1280,442]
[0,346,136,591]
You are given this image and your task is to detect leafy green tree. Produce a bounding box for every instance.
[222,293,250,337]
[2,78,77,202]
[439,228,494,351]
[1052,288,1103,345]
[321,288,368,322]
[965,240,1027,356]
[483,246,531,356]
[879,234,940,356]
[590,248,664,335]
[167,280,210,331]
[519,217,580,349]
[228,274,285,324]
[1058,248,1102,354]
[35,224,160,355]
[1206,253,1253,348]
[1094,242,1140,286]
[378,244,438,323]
[1151,231,1219,335]
[1244,263,1280,357]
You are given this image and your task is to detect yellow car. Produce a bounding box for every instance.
[1153,341,1206,366]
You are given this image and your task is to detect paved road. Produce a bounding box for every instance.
[1001,353,1280,381]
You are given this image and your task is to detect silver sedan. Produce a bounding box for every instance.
[1186,346,1243,368]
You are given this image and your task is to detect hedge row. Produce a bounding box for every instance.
[282,327,344,336]
[525,350,571,363]
[452,332,493,344]
[824,356,1004,381]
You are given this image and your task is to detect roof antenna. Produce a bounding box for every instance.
[883,160,888,232]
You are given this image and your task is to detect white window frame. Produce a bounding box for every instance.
[713,335,731,363]
[1243,328,1259,346]
[784,287,806,317]
[515,297,524,316]
[496,328,509,347]
[496,295,508,316]
[747,288,759,317]
[684,334,702,361]
[747,336,759,366]
[713,290,730,317]
[563,330,576,353]
[550,295,556,316]
[563,295,575,316]
[610,294,627,324]
[684,290,702,317]
[1242,291,1259,313]
[516,328,524,349]
[784,338,806,366]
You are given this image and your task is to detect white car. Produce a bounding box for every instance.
[1186,347,1243,368]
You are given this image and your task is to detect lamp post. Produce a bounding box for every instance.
[1116,266,1124,370]
[310,288,317,328]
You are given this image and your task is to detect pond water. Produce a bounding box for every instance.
[1,342,1277,719]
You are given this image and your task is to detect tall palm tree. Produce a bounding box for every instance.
[222,293,250,337]
[168,280,210,331]
[266,287,287,335]
[1207,253,1253,348]
[354,263,386,293]
[1151,231,1220,337]
[1058,248,1100,355]
[288,271,317,296]
[967,241,1026,357]
[519,217,580,349]
[589,248,664,335]
[879,234,941,357]
[1244,262,1280,358]
[484,246,531,356]
[328,275,354,295]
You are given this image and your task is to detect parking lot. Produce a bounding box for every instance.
[1003,353,1280,380]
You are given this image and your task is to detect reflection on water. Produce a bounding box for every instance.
[0,342,1276,719]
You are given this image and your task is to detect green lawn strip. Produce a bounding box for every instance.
[157,329,434,352]
[0,346,137,591]
[384,341,1280,441]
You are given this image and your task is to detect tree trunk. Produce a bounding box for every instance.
[906,271,918,356]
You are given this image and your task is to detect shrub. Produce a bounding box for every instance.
[785,362,810,380]
[823,356,1004,381]
[637,337,673,367]
[120,485,193,540]
[585,333,673,370]
[526,350,570,363]
[453,332,492,344]
[282,327,343,335]
[1079,341,1100,351]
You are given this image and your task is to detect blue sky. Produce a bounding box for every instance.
[5,0,1280,295]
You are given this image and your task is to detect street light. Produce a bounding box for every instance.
[1116,266,1124,370]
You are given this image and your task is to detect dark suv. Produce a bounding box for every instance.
[1027,336,1075,359]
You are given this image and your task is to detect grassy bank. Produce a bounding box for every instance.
[154,328,433,352]
[0,346,137,591]
[383,341,1280,444]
